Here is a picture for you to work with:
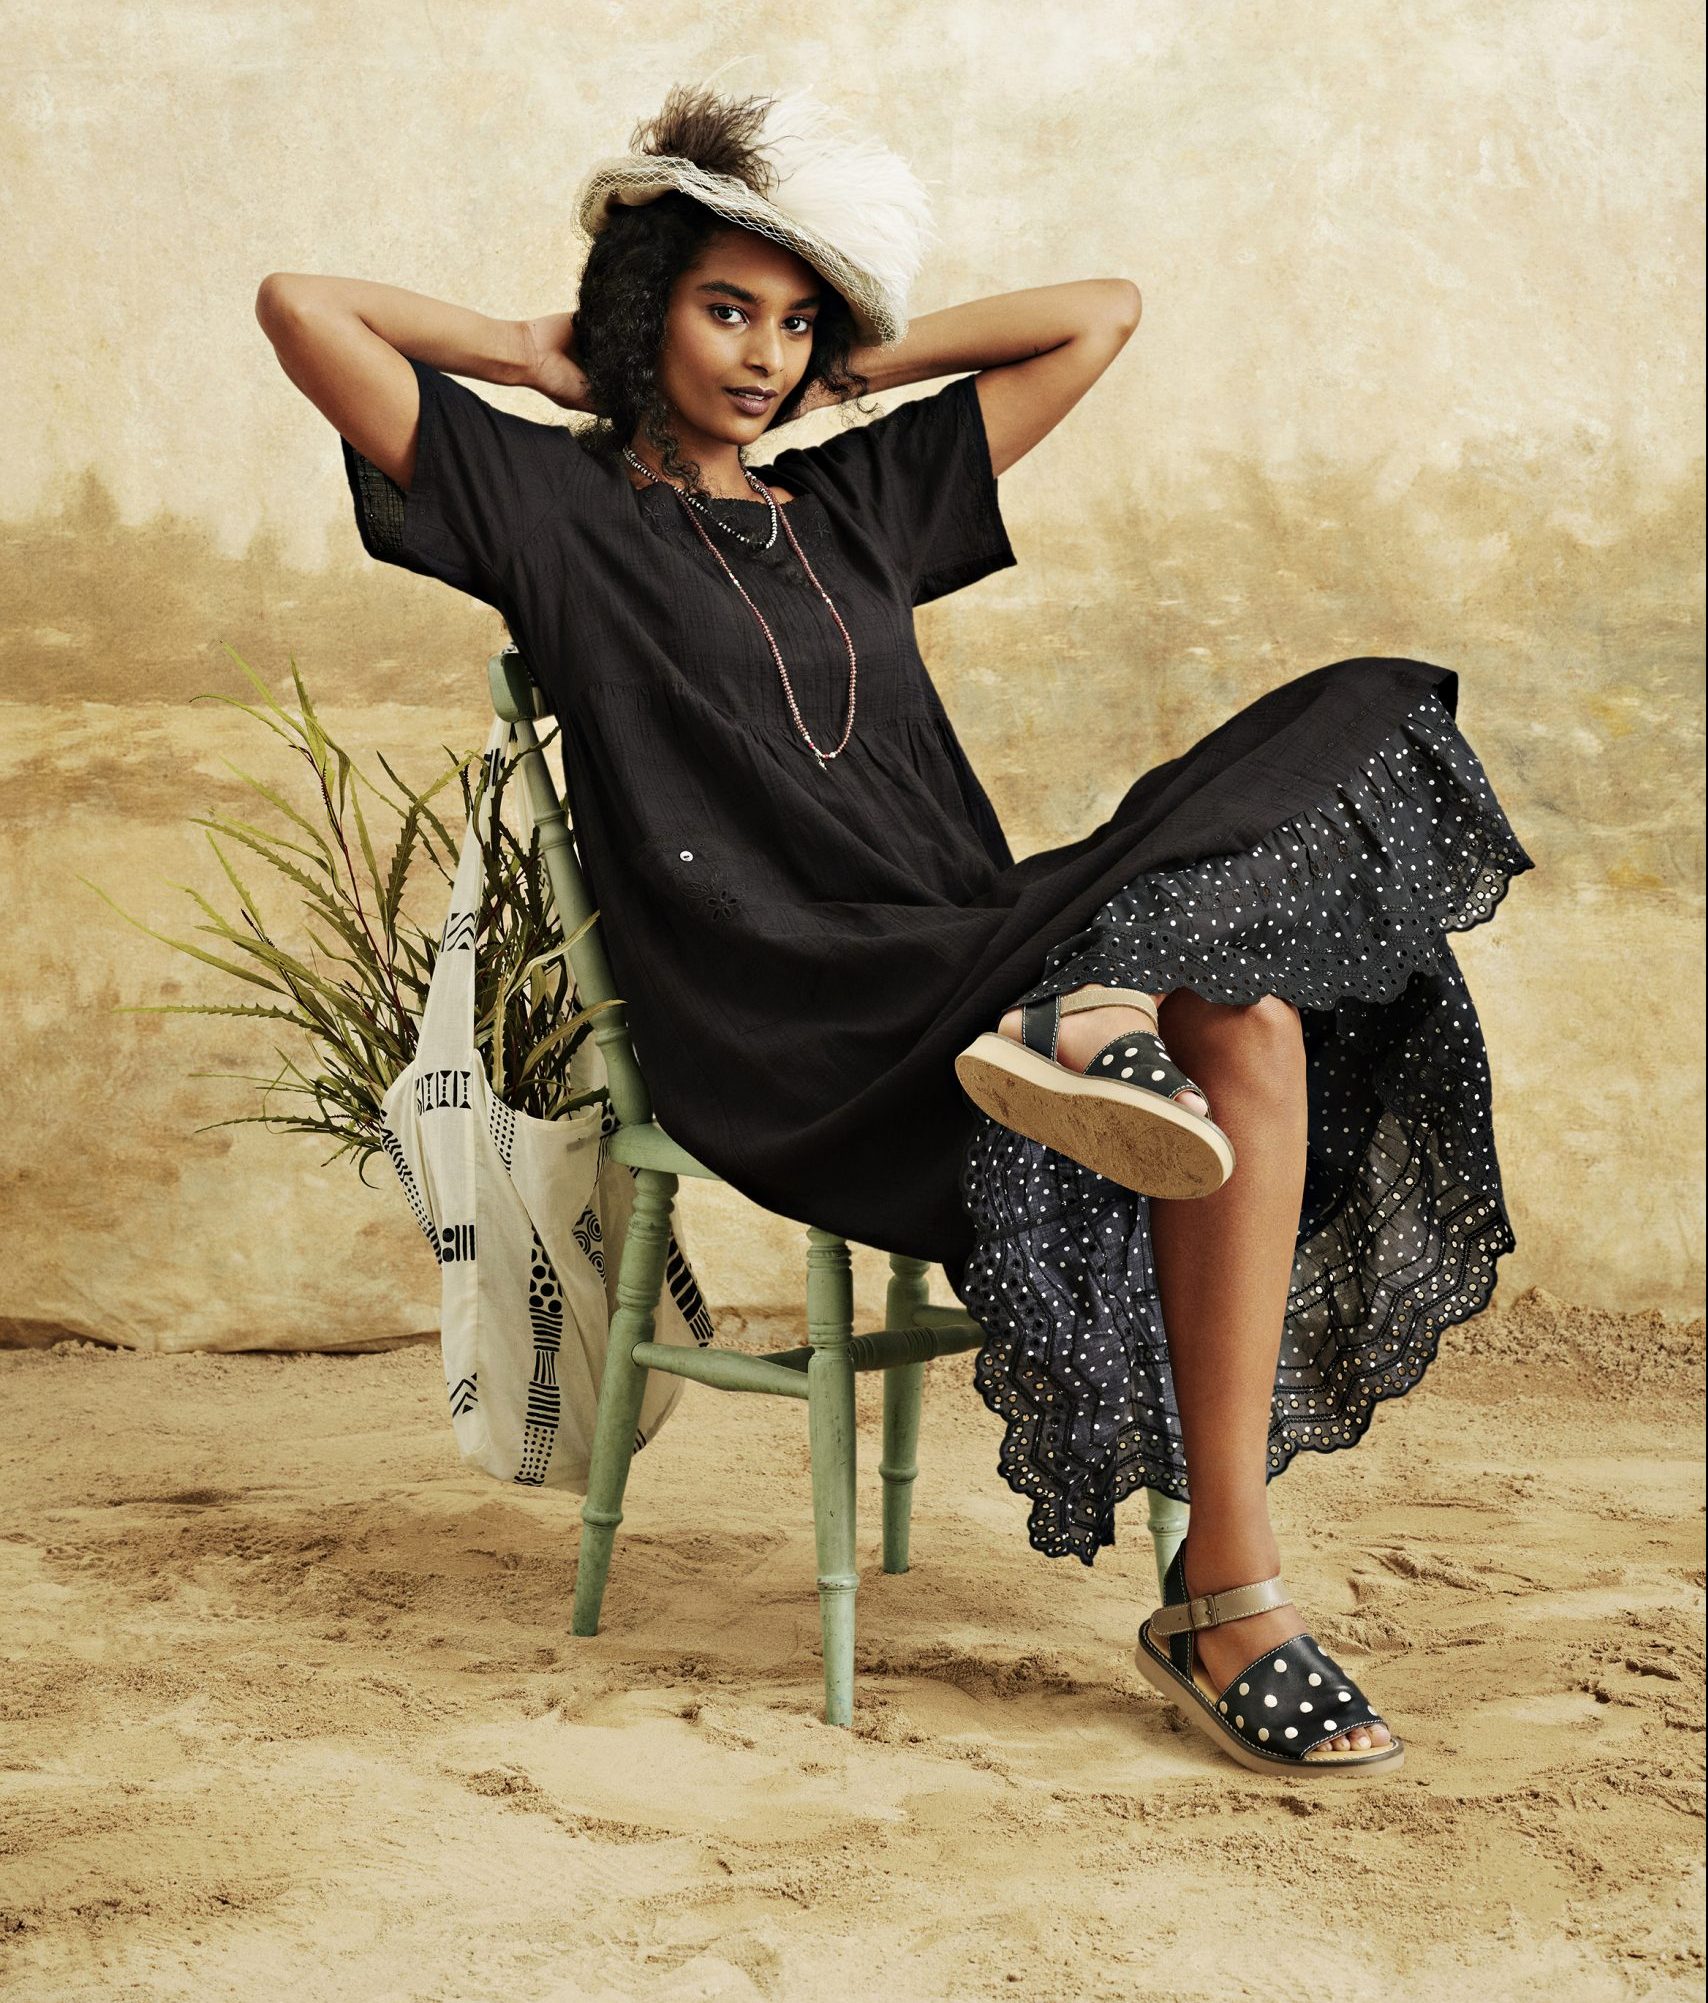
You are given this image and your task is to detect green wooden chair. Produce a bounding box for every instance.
[487,646,1190,1725]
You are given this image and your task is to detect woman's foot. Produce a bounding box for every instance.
[997,987,1210,1119]
[1179,1528,1394,1753]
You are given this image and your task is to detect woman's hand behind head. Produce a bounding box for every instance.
[521,312,594,412]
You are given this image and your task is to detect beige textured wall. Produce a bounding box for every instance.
[5,6,1703,1351]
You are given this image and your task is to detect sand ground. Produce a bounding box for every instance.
[2,1284,1702,2003]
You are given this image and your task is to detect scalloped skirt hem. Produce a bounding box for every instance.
[956,685,1535,1567]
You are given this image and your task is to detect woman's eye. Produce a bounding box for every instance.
[709,304,813,333]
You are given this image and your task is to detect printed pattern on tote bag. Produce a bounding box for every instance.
[377,712,718,1490]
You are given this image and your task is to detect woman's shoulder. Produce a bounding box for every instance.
[760,379,972,506]
[757,377,1015,607]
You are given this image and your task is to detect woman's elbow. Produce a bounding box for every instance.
[1107,279,1143,332]
[255,273,319,337]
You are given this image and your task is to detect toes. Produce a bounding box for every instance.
[1327,1722,1390,1752]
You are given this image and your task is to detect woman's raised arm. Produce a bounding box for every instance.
[253,273,540,489]
[803,278,1143,481]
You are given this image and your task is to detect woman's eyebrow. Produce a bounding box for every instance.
[696,279,824,310]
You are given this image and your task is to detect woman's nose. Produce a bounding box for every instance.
[746,331,784,374]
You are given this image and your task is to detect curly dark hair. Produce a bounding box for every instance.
[565,84,874,499]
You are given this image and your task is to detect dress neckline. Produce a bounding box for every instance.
[629,460,805,511]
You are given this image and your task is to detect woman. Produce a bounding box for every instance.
[256,80,1533,1778]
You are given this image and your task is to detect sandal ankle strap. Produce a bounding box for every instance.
[1148,1573,1292,1637]
[1056,983,1160,1022]
[1019,984,1162,1058]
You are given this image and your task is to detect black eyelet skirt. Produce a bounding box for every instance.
[954,686,1534,1566]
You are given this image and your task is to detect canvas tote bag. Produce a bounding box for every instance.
[378,713,717,1489]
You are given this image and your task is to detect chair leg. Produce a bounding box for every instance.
[1145,1486,1190,1596]
[571,1166,676,1637]
[880,1254,930,1574]
[805,1227,858,1726]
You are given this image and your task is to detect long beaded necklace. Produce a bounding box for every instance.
[622,444,857,770]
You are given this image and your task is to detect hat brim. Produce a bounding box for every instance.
[573,157,906,348]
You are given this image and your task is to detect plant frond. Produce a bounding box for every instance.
[121,657,618,1150]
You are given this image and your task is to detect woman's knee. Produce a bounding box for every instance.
[1159,990,1305,1095]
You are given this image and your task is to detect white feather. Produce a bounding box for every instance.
[748,88,939,304]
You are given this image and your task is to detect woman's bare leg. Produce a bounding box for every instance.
[1148,990,1388,1751]
[995,984,1389,1753]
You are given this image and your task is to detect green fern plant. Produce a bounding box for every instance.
[82,644,618,1188]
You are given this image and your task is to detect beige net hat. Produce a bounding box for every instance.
[571,77,939,348]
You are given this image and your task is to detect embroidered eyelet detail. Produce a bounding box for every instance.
[667,845,740,923]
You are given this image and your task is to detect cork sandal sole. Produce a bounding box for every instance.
[954,1030,1235,1199]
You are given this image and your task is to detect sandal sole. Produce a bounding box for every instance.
[955,1032,1236,1199]
[1135,1622,1405,1777]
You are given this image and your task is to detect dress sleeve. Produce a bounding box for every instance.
[339,356,579,611]
[775,373,1018,607]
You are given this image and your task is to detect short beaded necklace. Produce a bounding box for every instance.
[622,443,857,771]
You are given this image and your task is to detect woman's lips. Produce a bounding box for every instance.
[725,389,773,414]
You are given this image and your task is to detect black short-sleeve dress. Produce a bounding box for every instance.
[342,359,1535,1565]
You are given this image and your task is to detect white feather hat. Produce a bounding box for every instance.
[571,79,938,347]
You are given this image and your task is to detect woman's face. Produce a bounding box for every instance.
[652,225,825,449]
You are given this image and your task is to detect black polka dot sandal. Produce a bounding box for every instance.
[954,983,1235,1199]
[1134,1543,1405,1777]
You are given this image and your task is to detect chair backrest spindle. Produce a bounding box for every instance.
[486,646,655,1128]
